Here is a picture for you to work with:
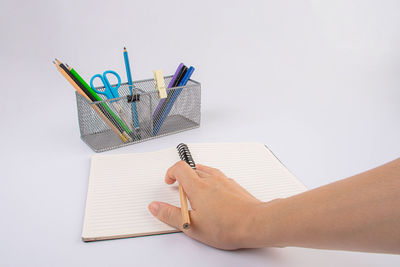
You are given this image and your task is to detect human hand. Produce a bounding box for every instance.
[148,161,263,250]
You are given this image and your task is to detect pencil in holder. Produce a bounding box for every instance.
[75,76,201,152]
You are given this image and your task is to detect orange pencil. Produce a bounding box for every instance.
[53,61,128,143]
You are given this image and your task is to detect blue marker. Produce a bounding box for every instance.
[153,66,195,135]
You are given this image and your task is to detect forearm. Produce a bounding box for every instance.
[248,158,400,253]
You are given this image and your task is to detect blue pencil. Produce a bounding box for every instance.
[153,66,195,135]
[123,47,140,130]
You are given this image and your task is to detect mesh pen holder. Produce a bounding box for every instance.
[76,76,201,152]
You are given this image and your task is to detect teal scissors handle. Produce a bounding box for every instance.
[90,70,121,100]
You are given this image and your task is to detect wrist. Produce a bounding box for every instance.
[241,198,289,248]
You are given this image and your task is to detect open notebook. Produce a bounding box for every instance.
[82,143,306,241]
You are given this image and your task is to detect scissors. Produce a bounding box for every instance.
[90,70,133,131]
[90,70,122,100]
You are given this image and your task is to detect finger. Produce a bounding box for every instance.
[165,161,195,184]
[195,169,210,178]
[148,201,183,231]
[165,161,200,196]
[196,164,227,177]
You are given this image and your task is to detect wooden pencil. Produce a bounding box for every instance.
[179,185,190,229]
[55,59,132,142]
[63,63,133,141]
[53,61,128,143]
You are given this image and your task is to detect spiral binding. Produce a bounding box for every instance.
[176,143,196,169]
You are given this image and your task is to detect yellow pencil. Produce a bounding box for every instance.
[53,61,128,143]
[63,61,133,142]
[180,185,190,229]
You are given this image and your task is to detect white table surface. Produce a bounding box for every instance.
[1,0,400,266]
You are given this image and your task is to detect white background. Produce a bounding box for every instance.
[1,0,400,266]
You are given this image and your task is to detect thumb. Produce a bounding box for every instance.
[148,201,183,231]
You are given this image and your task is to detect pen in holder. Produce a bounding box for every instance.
[75,76,201,152]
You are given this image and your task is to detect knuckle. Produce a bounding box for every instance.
[176,161,188,168]
[211,168,225,177]
[209,167,218,172]
[227,177,235,183]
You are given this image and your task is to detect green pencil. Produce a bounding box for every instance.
[69,67,133,136]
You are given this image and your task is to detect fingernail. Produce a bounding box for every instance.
[149,202,159,215]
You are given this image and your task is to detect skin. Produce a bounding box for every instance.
[148,158,400,253]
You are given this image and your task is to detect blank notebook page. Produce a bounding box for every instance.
[82,142,307,241]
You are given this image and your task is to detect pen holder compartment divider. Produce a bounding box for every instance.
[75,76,201,152]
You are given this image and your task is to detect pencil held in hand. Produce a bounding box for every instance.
[179,184,190,229]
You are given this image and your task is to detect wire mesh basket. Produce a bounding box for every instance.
[76,76,201,152]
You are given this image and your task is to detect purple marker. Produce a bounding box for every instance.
[153,63,184,120]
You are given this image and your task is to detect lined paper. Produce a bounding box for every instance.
[82,143,306,241]
[188,143,306,201]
